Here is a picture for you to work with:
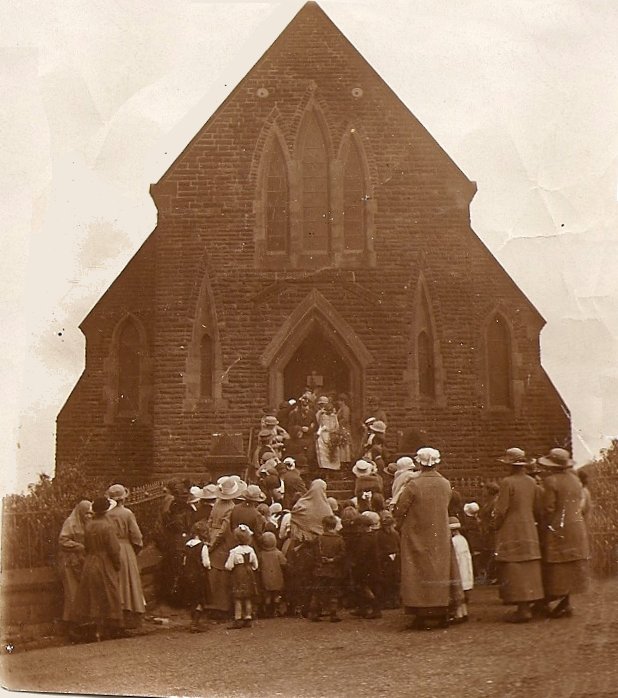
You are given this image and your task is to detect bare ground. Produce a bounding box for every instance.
[2,580,618,698]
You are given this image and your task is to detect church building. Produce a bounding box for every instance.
[56,2,570,484]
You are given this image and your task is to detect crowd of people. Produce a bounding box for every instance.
[57,390,592,639]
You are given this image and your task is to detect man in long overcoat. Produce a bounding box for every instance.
[493,447,544,622]
[538,448,590,618]
[394,447,454,629]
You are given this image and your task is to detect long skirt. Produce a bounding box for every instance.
[498,559,544,604]
[71,554,122,625]
[205,568,232,612]
[117,540,145,614]
[58,551,84,622]
[543,559,589,598]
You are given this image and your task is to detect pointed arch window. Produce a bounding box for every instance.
[486,315,513,408]
[265,143,289,252]
[200,333,214,399]
[118,319,141,414]
[343,139,366,251]
[417,330,435,398]
[301,112,329,252]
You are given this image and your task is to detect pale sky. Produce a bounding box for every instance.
[3,0,618,493]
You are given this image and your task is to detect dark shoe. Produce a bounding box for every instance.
[243,618,252,628]
[504,610,531,624]
[549,605,573,619]
[227,620,244,630]
[330,615,342,623]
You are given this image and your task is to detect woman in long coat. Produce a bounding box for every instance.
[58,500,92,625]
[106,484,145,625]
[393,448,454,629]
[538,448,590,618]
[71,497,122,641]
[493,447,544,622]
[205,476,248,616]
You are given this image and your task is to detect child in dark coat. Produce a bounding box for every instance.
[181,521,211,632]
[308,516,346,622]
[377,511,400,609]
[349,511,382,619]
[258,532,287,617]
[225,524,259,629]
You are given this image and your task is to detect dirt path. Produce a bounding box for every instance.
[3,581,618,698]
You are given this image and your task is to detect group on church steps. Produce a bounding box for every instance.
[58,394,590,639]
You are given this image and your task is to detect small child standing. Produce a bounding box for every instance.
[308,515,346,622]
[181,522,211,633]
[349,511,382,619]
[258,532,287,617]
[225,524,259,629]
[377,511,400,609]
[449,516,473,623]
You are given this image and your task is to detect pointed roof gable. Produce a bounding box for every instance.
[153,1,473,190]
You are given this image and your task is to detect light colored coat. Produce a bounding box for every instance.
[394,470,452,609]
[493,471,541,562]
[541,470,590,562]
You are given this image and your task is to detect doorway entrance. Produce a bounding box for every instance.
[283,325,351,401]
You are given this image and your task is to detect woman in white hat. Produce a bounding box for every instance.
[493,447,544,622]
[204,476,247,616]
[352,459,384,512]
[394,447,453,630]
[106,484,146,626]
[537,448,590,618]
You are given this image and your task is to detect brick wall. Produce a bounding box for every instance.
[56,2,569,483]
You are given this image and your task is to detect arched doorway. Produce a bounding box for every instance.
[260,290,373,434]
[283,325,351,400]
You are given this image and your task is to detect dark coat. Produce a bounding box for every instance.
[71,517,122,623]
[493,470,542,562]
[541,470,590,562]
[312,531,346,579]
[281,469,307,510]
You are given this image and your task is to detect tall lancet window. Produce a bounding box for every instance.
[301,113,329,252]
[265,143,289,252]
[343,140,365,250]
[486,314,513,408]
[118,319,141,413]
[200,333,214,399]
[417,330,435,398]
[416,293,437,399]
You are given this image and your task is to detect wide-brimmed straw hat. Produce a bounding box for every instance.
[187,486,204,503]
[369,420,386,434]
[263,416,279,427]
[92,497,117,515]
[216,475,247,500]
[352,459,375,477]
[497,447,529,466]
[414,447,441,467]
[385,456,415,477]
[537,448,575,469]
[201,484,219,500]
[449,516,461,530]
[107,484,129,500]
[243,484,267,503]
